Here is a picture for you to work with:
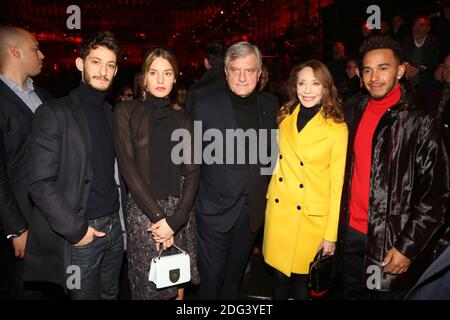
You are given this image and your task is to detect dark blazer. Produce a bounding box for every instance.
[190,86,278,233]
[402,35,440,71]
[24,87,122,287]
[405,246,450,300]
[402,35,440,95]
[185,63,227,113]
[0,80,51,235]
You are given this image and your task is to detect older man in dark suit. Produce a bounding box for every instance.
[190,42,278,299]
[0,26,51,298]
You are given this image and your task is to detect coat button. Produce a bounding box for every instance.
[146,180,150,184]
[297,205,301,210]
[300,161,304,166]
[78,206,84,212]
[279,177,283,182]
[275,198,279,203]
[279,155,282,159]
[299,184,304,188]
[84,179,90,184]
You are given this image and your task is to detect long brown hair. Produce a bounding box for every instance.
[139,48,179,101]
[277,60,344,124]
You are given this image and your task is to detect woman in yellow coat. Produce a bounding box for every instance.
[262,60,348,299]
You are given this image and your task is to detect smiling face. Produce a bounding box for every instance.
[225,53,261,97]
[145,56,175,98]
[76,45,117,92]
[296,66,324,108]
[361,48,404,100]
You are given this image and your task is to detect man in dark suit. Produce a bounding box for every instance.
[402,16,440,104]
[0,26,50,298]
[25,31,124,300]
[190,41,278,299]
[185,41,227,113]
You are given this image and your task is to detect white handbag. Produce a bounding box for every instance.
[148,244,191,289]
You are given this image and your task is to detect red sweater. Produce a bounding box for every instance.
[349,84,401,234]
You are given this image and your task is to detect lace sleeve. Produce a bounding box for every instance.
[165,113,200,232]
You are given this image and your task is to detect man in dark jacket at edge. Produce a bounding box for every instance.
[334,36,450,300]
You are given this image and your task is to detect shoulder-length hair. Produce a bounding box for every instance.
[277,60,344,124]
[139,48,179,101]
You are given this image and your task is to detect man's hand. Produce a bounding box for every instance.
[382,247,411,274]
[74,226,105,247]
[12,230,28,258]
[150,218,174,242]
[404,64,419,79]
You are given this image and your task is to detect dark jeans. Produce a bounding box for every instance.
[70,212,124,300]
[272,268,309,300]
[343,226,407,300]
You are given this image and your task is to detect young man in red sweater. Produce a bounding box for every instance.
[337,36,450,300]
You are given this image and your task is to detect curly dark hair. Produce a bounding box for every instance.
[358,35,403,69]
[277,59,344,124]
[80,31,121,60]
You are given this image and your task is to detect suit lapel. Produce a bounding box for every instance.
[298,109,327,147]
[34,87,49,104]
[281,104,327,160]
[0,80,34,118]
[217,91,238,130]
[257,94,269,130]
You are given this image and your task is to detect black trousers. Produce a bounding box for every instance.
[342,226,407,300]
[272,268,309,300]
[0,232,64,300]
[197,204,257,300]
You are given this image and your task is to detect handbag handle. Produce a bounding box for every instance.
[315,248,324,260]
[155,243,187,260]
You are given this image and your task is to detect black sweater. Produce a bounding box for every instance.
[79,81,119,219]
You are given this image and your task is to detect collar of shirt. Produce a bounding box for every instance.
[0,74,34,94]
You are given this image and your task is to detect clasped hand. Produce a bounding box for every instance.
[149,218,174,251]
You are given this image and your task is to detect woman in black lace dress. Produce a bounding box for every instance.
[113,48,200,300]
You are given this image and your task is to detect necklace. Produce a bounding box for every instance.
[414,35,427,48]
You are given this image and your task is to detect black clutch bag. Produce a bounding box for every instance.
[308,249,334,298]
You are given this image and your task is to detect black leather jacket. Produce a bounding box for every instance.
[337,84,450,291]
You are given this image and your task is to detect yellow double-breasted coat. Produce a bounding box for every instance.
[263,104,348,276]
